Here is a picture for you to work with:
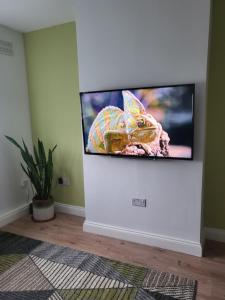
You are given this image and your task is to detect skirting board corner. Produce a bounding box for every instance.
[55,202,85,218]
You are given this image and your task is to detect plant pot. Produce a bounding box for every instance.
[32,198,55,222]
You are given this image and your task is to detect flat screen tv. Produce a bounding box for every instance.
[80,84,194,160]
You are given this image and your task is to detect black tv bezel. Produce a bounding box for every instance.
[79,83,195,161]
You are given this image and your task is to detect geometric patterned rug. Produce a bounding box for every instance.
[0,231,197,300]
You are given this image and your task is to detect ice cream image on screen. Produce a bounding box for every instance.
[87,91,170,156]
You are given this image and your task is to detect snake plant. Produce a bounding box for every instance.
[5,136,57,201]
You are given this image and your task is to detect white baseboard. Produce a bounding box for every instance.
[2,203,224,254]
[205,227,225,243]
[0,203,29,228]
[0,202,85,228]
[83,220,202,257]
[55,202,85,218]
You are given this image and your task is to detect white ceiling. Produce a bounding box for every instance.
[0,0,76,32]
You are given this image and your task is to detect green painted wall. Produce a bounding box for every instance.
[24,22,84,207]
[204,0,225,229]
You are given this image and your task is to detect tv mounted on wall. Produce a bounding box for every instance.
[80,84,194,160]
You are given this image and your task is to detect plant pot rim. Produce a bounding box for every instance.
[33,195,53,200]
[33,197,54,208]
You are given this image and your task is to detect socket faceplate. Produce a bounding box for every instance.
[132,198,147,207]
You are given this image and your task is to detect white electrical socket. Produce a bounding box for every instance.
[132,198,147,207]
[58,177,70,186]
[62,177,70,186]
[20,178,30,203]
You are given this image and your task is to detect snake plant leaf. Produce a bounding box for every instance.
[43,149,52,198]
[33,144,41,180]
[33,145,39,164]
[21,163,29,177]
[38,139,46,165]
[20,149,39,186]
[22,139,36,165]
[5,135,23,151]
[38,139,47,193]
[5,136,56,200]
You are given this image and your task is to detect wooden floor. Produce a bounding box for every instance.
[3,213,225,300]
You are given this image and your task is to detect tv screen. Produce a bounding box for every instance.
[80,84,194,160]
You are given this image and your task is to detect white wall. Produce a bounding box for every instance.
[73,0,210,255]
[0,25,32,224]
[0,0,75,32]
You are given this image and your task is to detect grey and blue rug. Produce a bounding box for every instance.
[0,232,197,299]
